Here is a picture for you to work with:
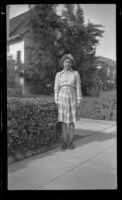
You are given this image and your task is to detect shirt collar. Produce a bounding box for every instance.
[61,68,74,74]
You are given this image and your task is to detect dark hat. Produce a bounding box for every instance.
[59,53,75,68]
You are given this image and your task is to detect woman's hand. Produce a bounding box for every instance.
[77,102,81,108]
[77,99,81,108]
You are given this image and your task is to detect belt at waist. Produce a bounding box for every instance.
[59,85,76,89]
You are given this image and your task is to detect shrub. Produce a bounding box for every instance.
[7,56,22,96]
[92,94,116,120]
[7,56,19,89]
[103,81,116,91]
[7,58,16,88]
[7,96,61,153]
[86,87,97,97]
[79,91,116,121]
[7,87,22,97]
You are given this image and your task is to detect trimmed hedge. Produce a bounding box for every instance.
[7,96,61,153]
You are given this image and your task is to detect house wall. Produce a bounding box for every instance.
[8,39,25,63]
[8,34,38,96]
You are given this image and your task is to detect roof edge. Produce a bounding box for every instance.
[10,10,30,21]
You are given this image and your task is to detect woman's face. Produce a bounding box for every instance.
[63,58,72,70]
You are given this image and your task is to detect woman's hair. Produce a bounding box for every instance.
[59,54,75,69]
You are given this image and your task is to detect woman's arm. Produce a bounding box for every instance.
[75,71,82,104]
[54,72,60,104]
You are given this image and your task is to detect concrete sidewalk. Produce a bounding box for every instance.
[8,118,117,190]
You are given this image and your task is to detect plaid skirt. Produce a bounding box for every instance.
[58,85,79,123]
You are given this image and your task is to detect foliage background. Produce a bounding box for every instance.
[21,4,106,96]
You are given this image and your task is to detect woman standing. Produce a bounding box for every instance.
[54,54,82,150]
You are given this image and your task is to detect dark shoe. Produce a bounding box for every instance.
[61,142,67,150]
[68,142,75,149]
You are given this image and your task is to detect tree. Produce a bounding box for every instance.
[57,4,104,95]
[23,4,61,94]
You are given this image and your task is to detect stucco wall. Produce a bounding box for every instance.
[8,39,24,63]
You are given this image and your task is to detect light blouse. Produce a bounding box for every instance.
[54,69,82,104]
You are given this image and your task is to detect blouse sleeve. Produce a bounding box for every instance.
[75,71,82,103]
[54,72,60,104]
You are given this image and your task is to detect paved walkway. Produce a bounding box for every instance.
[8,118,117,190]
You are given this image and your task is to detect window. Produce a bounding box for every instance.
[17,50,21,64]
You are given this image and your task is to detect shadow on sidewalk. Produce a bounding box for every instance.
[8,127,116,172]
[8,133,85,165]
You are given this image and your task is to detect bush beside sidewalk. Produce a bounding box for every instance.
[7,96,61,161]
[79,90,116,121]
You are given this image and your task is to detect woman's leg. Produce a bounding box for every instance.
[61,122,68,149]
[69,122,75,149]
[62,122,67,142]
[69,122,74,143]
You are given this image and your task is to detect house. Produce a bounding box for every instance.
[7,11,33,95]
[7,10,61,95]
[7,10,33,65]
[96,56,116,83]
